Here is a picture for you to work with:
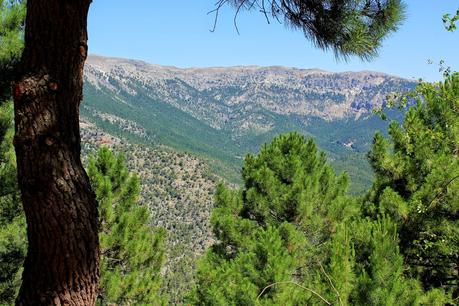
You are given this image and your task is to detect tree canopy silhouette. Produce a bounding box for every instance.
[214,0,405,59]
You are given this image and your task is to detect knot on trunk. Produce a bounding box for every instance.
[13,83,25,101]
[39,133,62,148]
[79,44,87,59]
[48,81,58,92]
[13,134,60,148]
[44,136,55,146]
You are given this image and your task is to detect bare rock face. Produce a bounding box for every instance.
[85,54,414,135]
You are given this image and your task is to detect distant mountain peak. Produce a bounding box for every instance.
[85,54,414,124]
[86,54,397,78]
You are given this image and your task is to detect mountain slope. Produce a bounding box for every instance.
[80,120,216,303]
[79,55,416,300]
[82,54,414,193]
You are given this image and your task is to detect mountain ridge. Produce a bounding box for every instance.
[84,54,413,126]
[86,54,402,78]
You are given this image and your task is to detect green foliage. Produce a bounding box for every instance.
[0,103,17,200]
[225,0,405,59]
[0,1,25,304]
[350,217,434,305]
[190,132,359,305]
[443,8,459,32]
[240,133,351,228]
[88,147,167,305]
[191,131,450,305]
[366,74,459,296]
[2,140,169,305]
[0,0,25,100]
[0,102,25,306]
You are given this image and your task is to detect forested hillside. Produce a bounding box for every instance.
[190,74,458,304]
[73,56,422,302]
[80,120,217,302]
[77,74,458,304]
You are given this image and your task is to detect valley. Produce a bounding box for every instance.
[82,55,414,193]
[79,55,415,302]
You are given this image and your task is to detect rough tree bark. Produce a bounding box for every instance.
[12,0,99,305]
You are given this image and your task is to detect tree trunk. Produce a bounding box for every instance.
[12,0,99,305]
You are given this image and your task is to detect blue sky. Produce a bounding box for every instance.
[88,1,459,81]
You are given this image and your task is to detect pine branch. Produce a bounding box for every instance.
[256,280,331,305]
[319,262,343,306]
[210,0,406,59]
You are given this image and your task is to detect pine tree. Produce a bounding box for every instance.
[220,0,405,59]
[0,101,26,306]
[0,0,25,100]
[191,132,449,305]
[190,132,357,305]
[349,216,448,305]
[87,147,166,305]
[0,1,26,304]
[366,74,459,296]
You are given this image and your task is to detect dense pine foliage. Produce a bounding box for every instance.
[0,96,25,305]
[366,74,459,297]
[88,148,166,305]
[191,128,454,304]
[0,1,26,303]
[189,132,356,305]
[0,0,25,100]
[223,0,405,59]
